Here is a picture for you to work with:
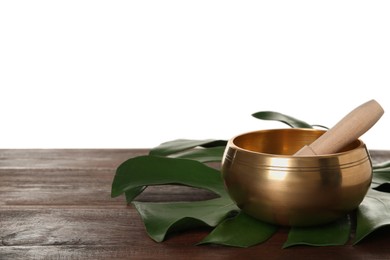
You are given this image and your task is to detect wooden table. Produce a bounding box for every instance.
[1,149,390,259]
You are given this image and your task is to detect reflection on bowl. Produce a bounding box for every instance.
[222,128,372,226]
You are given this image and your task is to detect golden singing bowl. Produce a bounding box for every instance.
[222,128,372,226]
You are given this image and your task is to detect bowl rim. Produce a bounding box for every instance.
[228,128,367,158]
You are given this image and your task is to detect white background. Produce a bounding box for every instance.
[1,1,389,149]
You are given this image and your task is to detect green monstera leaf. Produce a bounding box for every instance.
[119,139,227,202]
[283,216,351,248]
[111,154,277,247]
[133,198,238,242]
[149,139,227,157]
[353,169,390,244]
[111,112,390,248]
[252,111,313,128]
[111,137,278,247]
[198,211,277,247]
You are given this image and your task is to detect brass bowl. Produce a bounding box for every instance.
[221,128,372,226]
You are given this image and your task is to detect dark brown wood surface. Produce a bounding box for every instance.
[1,149,390,259]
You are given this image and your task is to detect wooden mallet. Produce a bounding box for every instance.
[294,99,384,156]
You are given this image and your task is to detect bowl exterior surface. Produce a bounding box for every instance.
[222,129,372,226]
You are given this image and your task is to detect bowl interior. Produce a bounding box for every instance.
[232,128,361,155]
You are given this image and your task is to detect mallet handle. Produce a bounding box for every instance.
[295,99,384,156]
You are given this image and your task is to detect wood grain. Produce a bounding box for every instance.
[1,149,390,259]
